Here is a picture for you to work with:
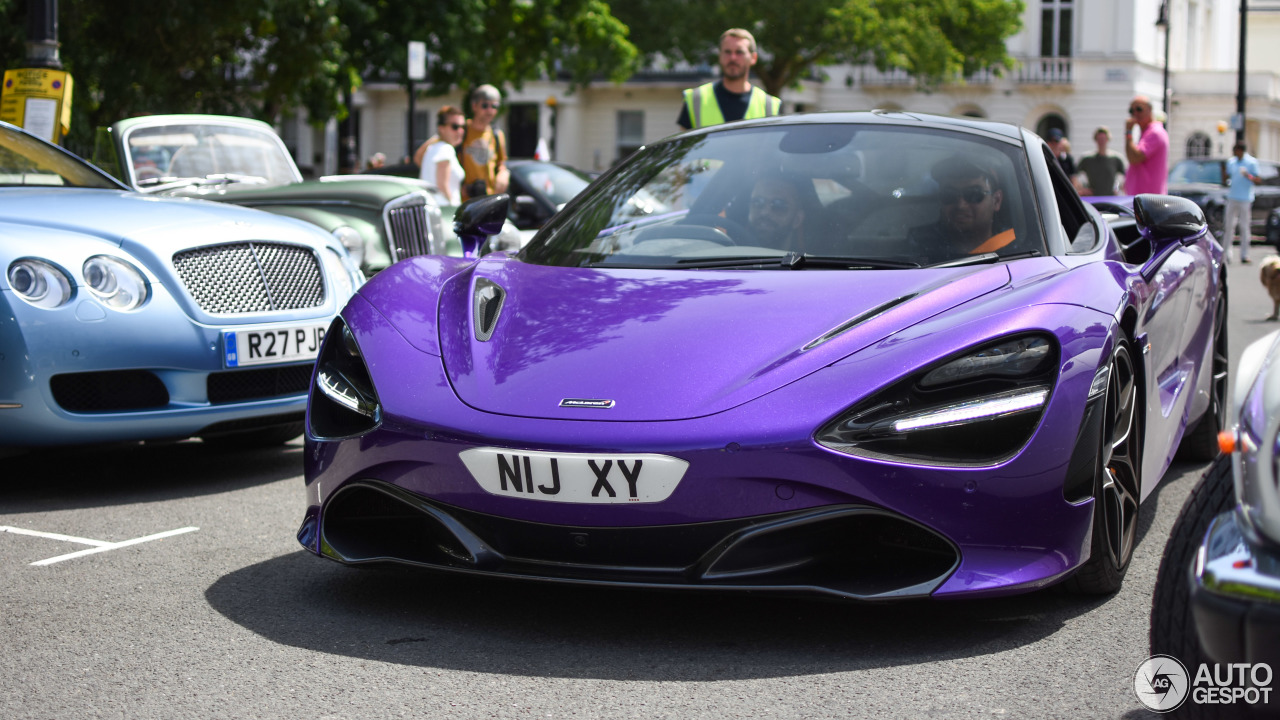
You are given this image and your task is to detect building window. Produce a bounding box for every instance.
[617,110,644,163]
[412,111,430,152]
[1186,132,1212,158]
[1041,0,1073,57]
[1036,114,1069,142]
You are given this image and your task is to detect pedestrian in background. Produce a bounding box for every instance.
[459,85,509,200]
[364,152,386,171]
[1076,126,1126,196]
[677,28,781,131]
[1123,95,1169,195]
[416,106,467,204]
[1046,128,1075,177]
[1225,141,1263,264]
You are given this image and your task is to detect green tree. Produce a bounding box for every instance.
[0,0,638,150]
[613,0,1024,98]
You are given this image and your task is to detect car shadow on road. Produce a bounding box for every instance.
[205,548,1118,681]
[0,440,304,513]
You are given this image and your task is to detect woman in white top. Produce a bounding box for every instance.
[417,106,467,204]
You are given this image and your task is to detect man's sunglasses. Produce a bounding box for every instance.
[941,187,992,205]
[479,102,500,110]
[447,123,465,130]
[749,197,794,212]
[1129,105,1147,115]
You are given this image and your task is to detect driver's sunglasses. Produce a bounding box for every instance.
[749,197,794,212]
[941,187,992,205]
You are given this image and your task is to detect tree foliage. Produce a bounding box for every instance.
[0,0,637,150]
[612,0,1025,97]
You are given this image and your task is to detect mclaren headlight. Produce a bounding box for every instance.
[7,258,73,309]
[817,334,1058,465]
[308,316,381,439]
[83,255,148,310]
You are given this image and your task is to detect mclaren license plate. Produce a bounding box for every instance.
[459,448,688,504]
[223,323,328,368]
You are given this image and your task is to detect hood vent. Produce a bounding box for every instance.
[803,294,916,351]
[473,278,506,342]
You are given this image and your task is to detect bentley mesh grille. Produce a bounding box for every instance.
[386,196,432,261]
[172,242,324,314]
[51,370,169,412]
[207,364,313,404]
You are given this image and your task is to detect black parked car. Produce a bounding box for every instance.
[1167,157,1280,245]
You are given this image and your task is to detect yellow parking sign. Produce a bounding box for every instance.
[0,67,73,143]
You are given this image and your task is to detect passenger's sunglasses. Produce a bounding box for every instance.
[479,102,500,110]
[941,187,992,205]
[749,197,794,212]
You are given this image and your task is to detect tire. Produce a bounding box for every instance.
[1178,292,1228,461]
[200,421,303,449]
[1064,340,1142,594]
[1149,455,1236,719]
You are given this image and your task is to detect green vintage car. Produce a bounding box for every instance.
[92,114,478,274]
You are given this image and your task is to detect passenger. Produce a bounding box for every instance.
[908,155,1014,261]
[747,174,808,252]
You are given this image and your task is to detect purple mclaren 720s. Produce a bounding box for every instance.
[297,111,1226,601]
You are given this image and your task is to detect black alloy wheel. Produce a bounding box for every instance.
[1066,340,1142,594]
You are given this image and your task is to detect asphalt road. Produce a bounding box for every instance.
[2,256,1279,720]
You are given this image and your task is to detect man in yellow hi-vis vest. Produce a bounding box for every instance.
[677,28,781,131]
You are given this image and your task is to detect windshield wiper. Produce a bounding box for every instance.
[676,253,919,269]
[926,250,1042,269]
[776,253,921,270]
[591,253,923,270]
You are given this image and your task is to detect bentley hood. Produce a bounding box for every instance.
[0,188,333,252]
[415,256,1015,422]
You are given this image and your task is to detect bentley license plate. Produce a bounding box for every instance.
[223,323,328,368]
[459,448,688,504]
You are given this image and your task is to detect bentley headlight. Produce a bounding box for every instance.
[309,316,381,439]
[331,226,365,270]
[817,333,1058,465]
[321,247,362,303]
[83,255,148,310]
[7,258,72,308]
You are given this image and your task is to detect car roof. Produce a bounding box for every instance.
[679,109,1028,144]
[112,114,277,133]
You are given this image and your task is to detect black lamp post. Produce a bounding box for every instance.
[1156,1,1170,122]
[1237,0,1248,145]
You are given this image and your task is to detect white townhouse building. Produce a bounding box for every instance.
[285,0,1280,176]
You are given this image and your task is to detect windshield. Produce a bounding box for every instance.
[123,122,301,187]
[0,125,123,188]
[1169,160,1225,185]
[521,123,1044,270]
[511,162,593,207]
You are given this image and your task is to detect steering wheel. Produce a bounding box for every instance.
[135,166,164,182]
[676,213,756,246]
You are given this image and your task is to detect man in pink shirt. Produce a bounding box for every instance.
[1124,95,1169,194]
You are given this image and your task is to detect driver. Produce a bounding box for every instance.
[909,155,1015,261]
[747,174,807,252]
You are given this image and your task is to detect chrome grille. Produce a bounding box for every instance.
[385,193,436,261]
[172,242,324,314]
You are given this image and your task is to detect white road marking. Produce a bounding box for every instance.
[0,525,114,547]
[0,525,199,566]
